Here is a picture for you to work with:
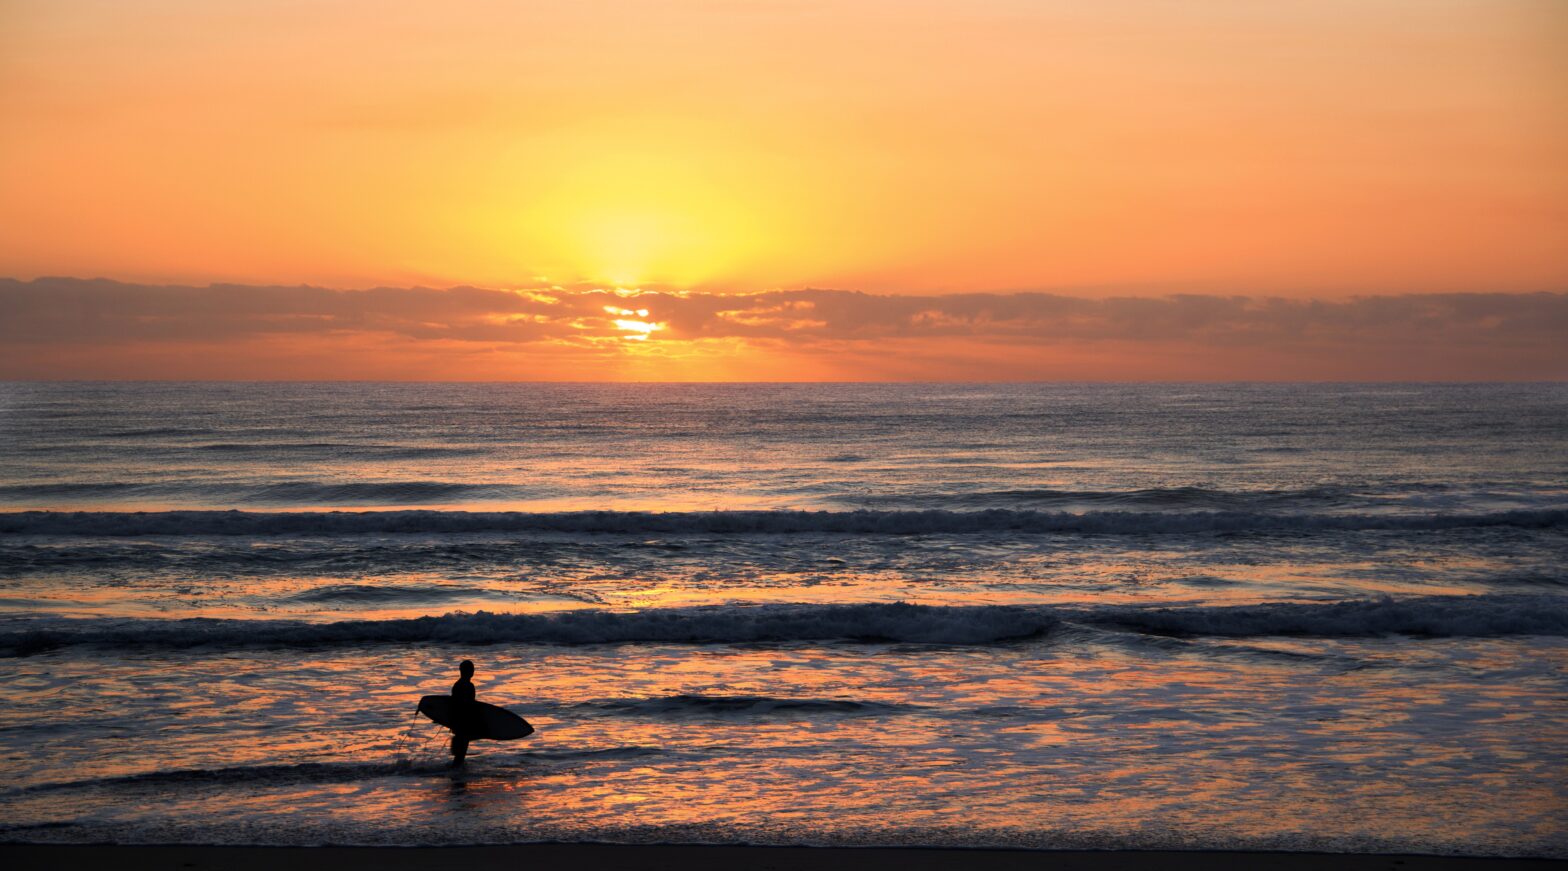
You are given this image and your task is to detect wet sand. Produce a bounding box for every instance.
[5,844,1565,871]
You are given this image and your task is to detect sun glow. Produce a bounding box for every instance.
[507,142,781,289]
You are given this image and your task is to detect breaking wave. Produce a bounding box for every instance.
[4,595,1564,655]
[3,507,1564,537]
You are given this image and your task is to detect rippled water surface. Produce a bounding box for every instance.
[0,382,1565,854]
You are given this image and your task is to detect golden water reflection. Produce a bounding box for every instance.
[2,637,1563,852]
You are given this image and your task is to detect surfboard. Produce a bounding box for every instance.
[418,694,534,740]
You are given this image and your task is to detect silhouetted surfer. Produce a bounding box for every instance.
[450,659,477,766]
[416,659,531,764]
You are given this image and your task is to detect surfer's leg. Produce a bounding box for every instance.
[451,734,469,765]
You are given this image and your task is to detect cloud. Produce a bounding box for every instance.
[1,278,1565,380]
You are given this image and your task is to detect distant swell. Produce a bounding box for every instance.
[841,486,1362,510]
[194,443,486,460]
[3,507,1564,537]
[4,595,1564,655]
[0,482,524,505]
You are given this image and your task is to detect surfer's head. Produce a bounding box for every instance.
[459,659,475,677]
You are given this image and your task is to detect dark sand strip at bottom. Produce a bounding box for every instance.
[5,844,1566,871]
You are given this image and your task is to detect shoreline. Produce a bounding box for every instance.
[5,844,1566,871]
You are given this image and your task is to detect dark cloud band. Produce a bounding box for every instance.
[2,278,1564,379]
[5,278,1565,346]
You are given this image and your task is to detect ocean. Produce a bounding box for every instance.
[0,382,1564,855]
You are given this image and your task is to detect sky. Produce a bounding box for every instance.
[2,0,1565,380]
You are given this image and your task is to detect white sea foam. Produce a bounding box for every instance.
[5,595,1564,655]
[3,507,1564,537]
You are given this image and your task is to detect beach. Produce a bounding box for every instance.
[8,845,1568,871]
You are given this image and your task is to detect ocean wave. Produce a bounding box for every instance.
[841,486,1361,510]
[11,747,663,795]
[245,482,520,504]
[0,482,526,506]
[194,442,361,452]
[13,761,422,794]
[284,584,494,604]
[98,427,210,438]
[1092,595,1568,638]
[0,483,163,499]
[4,595,1564,655]
[193,443,489,460]
[564,693,913,717]
[2,507,1564,537]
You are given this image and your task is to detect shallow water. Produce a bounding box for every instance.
[0,383,1565,854]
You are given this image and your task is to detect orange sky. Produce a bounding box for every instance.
[4,0,1566,293]
[1,1,1565,379]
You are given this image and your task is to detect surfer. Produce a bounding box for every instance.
[450,659,477,766]
[415,662,532,765]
